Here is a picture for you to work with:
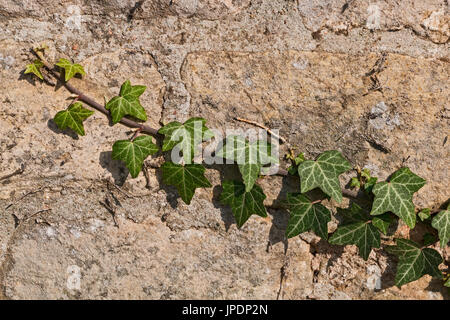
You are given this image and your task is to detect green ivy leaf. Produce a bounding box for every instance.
[55,58,86,81]
[158,118,213,164]
[53,102,94,136]
[288,165,298,175]
[361,168,371,180]
[350,177,360,189]
[370,167,426,229]
[297,150,351,203]
[285,193,331,239]
[330,203,383,260]
[220,180,267,228]
[445,277,450,288]
[386,239,442,287]
[24,59,44,80]
[431,205,450,248]
[112,136,158,178]
[105,80,147,124]
[418,208,431,221]
[422,249,443,279]
[339,202,368,223]
[217,135,278,192]
[372,214,393,235]
[294,153,305,165]
[329,222,380,260]
[161,162,211,205]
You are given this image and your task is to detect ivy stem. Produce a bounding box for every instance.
[31,48,160,137]
[234,117,287,144]
[72,95,80,104]
[130,128,142,141]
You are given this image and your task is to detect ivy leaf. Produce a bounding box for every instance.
[418,208,431,221]
[297,150,351,203]
[372,214,393,235]
[55,58,86,81]
[350,177,360,189]
[286,153,305,176]
[24,59,44,80]
[370,167,426,229]
[330,203,382,260]
[105,80,147,124]
[217,135,278,192]
[158,118,213,164]
[361,168,371,180]
[329,222,380,260]
[293,153,305,165]
[445,277,450,288]
[112,136,158,178]
[220,180,267,228]
[53,102,94,136]
[161,162,211,205]
[386,239,442,287]
[288,165,298,176]
[285,193,331,239]
[422,248,443,279]
[431,205,450,248]
[339,202,368,223]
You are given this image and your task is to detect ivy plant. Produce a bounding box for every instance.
[106,80,148,124]
[161,162,212,204]
[24,59,44,80]
[386,239,442,287]
[53,102,94,136]
[55,58,86,81]
[22,49,448,291]
[431,204,450,248]
[370,167,426,229]
[297,150,352,203]
[329,203,392,260]
[112,136,158,178]
[285,193,331,239]
[220,180,267,228]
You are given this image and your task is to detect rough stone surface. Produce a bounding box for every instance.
[0,0,449,299]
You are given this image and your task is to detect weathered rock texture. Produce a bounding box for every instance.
[0,0,449,299]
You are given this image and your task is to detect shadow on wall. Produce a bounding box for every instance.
[208,162,244,232]
[47,118,79,140]
[99,151,129,186]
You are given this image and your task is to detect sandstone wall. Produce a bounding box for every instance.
[0,0,448,299]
